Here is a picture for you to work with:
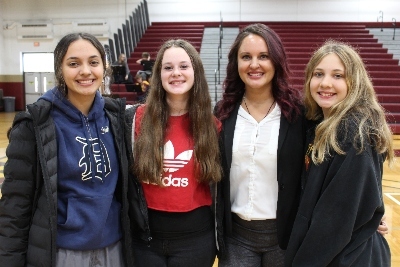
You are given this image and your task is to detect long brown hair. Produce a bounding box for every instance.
[133,39,222,185]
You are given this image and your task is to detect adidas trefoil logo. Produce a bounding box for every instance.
[161,140,192,187]
[163,140,193,173]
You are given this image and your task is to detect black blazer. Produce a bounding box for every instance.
[215,103,306,258]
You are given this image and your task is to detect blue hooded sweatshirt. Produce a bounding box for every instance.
[41,88,122,250]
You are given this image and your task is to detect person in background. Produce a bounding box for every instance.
[101,61,113,95]
[0,32,133,266]
[213,24,389,267]
[113,53,132,84]
[134,74,150,103]
[284,40,393,266]
[136,52,154,81]
[126,39,222,267]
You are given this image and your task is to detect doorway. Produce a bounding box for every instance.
[22,52,55,106]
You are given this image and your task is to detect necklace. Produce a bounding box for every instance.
[242,95,276,119]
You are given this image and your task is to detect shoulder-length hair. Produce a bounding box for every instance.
[304,40,394,165]
[215,23,302,121]
[134,39,222,185]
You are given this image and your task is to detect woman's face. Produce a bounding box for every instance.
[237,34,275,92]
[161,46,194,100]
[62,39,104,104]
[309,53,348,118]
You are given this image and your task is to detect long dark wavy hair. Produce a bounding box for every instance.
[215,23,302,122]
[134,39,222,185]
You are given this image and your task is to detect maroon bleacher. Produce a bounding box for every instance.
[239,22,400,134]
[117,22,400,133]
[110,84,138,105]
[126,24,205,77]
[109,24,205,106]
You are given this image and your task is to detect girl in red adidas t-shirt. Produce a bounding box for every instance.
[127,39,222,267]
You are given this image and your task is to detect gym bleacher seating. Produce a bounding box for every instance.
[110,83,138,105]
[239,22,400,134]
[116,21,400,133]
[126,23,205,76]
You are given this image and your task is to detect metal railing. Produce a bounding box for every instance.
[218,13,223,85]
[214,70,218,103]
[393,18,397,40]
[378,10,384,32]
[214,13,224,102]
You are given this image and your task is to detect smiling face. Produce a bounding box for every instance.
[310,53,348,118]
[62,39,104,106]
[237,34,275,92]
[62,39,104,104]
[161,46,194,100]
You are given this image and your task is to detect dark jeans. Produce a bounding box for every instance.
[219,213,285,267]
[132,229,216,267]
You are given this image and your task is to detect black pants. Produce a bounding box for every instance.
[132,229,216,267]
[219,213,285,267]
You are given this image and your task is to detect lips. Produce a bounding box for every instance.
[77,79,95,85]
[170,80,184,85]
[248,73,263,77]
[318,92,335,97]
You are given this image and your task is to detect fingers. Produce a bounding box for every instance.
[377,220,389,235]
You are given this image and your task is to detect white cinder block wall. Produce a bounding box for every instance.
[0,0,399,75]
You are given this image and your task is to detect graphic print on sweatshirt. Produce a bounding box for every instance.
[76,136,111,181]
[161,140,193,187]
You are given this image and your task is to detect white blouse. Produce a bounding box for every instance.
[230,103,281,221]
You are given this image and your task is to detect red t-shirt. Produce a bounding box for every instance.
[135,105,220,212]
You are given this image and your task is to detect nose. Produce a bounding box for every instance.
[250,58,260,69]
[172,67,181,76]
[80,63,92,75]
[319,76,332,88]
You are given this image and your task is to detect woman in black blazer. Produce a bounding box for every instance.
[214,23,306,267]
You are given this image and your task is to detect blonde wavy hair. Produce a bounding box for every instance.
[133,39,222,185]
[304,40,394,166]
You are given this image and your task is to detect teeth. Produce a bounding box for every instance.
[249,73,262,77]
[79,80,93,84]
[171,81,183,84]
[320,92,334,97]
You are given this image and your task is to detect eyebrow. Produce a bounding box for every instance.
[66,55,100,60]
[162,60,191,65]
[314,67,344,72]
[238,51,269,55]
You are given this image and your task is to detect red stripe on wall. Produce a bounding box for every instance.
[0,82,25,111]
